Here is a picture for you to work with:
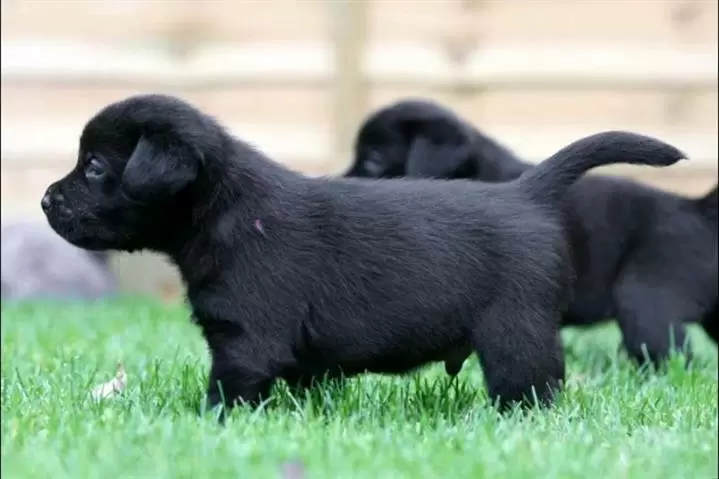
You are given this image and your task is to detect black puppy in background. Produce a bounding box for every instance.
[347,99,718,367]
[42,94,684,416]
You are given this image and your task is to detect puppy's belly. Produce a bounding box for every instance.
[338,336,472,374]
[298,306,469,376]
[336,344,468,376]
[302,334,467,377]
[291,344,472,381]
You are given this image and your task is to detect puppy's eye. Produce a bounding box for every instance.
[85,157,106,179]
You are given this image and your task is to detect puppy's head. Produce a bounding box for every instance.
[345,99,477,179]
[41,94,222,252]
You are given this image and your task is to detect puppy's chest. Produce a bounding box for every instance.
[186,279,301,336]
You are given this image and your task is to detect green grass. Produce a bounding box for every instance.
[2,299,717,479]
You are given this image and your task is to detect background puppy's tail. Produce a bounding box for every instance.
[519,131,686,205]
[695,184,717,221]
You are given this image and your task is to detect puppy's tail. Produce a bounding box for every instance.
[695,184,717,222]
[518,131,686,205]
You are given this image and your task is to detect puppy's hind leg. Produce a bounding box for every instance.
[470,303,565,410]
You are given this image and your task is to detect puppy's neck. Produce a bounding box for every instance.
[167,139,309,286]
[199,139,306,217]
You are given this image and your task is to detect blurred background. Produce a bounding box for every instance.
[1,0,717,300]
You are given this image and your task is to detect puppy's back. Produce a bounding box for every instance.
[309,177,562,288]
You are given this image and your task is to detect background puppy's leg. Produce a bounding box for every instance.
[470,304,565,410]
[613,280,693,366]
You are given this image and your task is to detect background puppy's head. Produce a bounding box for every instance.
[41,94,222,252]
[345,99,477,179]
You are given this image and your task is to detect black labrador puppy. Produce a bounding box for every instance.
[347,99,718,367]
[41,94,684,415]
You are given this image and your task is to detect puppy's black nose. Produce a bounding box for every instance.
[41,188,63,212]
[41,192,52,212]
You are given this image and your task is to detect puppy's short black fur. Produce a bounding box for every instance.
[42,94,684,414]
[348,99,718,367]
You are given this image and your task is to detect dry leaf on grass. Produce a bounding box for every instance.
[91,362,127,400]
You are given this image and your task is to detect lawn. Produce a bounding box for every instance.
[1,299,717,479]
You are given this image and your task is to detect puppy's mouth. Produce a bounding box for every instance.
[44,211,119,251]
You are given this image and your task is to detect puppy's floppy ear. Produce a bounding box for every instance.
[405,136,474,179]
[122,136,200,202]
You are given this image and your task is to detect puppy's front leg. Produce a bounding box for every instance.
[204,341,276,419]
